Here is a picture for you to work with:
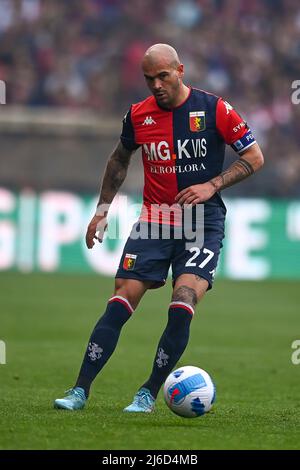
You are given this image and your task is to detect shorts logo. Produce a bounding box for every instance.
[123,253,137,270]
[189,111,205,132]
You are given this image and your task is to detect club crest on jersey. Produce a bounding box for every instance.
[123,253,137,271]
[189,111,205,132]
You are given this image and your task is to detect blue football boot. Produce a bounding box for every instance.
[54,387,86,410]
[123,387,155,413]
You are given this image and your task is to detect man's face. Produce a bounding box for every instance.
[142,60,183,108]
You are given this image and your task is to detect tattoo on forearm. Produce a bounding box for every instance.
[98,143,132,206]
[210,157,254,191]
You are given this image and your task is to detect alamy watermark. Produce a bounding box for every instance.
[291,80,300,104]
[0,340,6,364]
[95,201,205,249]
[291,340,300,365]
[0,80,6,104]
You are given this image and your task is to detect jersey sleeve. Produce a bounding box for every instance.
[120,107,140,151]
[216,98,256,154]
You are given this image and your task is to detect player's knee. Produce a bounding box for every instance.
[113,279,140,310]
[172,285,198,308]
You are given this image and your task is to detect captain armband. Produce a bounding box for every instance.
[231,130,256,154]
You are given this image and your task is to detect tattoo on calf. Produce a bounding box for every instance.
[172,286,197,308]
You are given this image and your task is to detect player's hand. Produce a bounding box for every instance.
[85,215,107,249]
[175,182,216,206]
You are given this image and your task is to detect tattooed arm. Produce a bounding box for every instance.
[175,143,264,206]
[97,141,133,206]
[209,143,264,192]
[86,141,135,248]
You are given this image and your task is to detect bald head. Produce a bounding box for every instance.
[142,44,180,69]
[142,43,189,109]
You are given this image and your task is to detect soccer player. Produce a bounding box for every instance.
[54,44,264,412]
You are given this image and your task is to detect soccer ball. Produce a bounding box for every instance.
[163,366,216,418]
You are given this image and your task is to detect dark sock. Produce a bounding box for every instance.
[142,302,193,398]
[75,296,133,397]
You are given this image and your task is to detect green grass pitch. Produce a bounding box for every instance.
[0,273,299,450]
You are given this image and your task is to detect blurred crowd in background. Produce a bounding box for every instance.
[0,0,300,196]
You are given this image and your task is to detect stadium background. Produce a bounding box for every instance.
[0,0,299,451]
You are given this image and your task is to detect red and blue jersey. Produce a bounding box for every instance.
[121,87,256,225]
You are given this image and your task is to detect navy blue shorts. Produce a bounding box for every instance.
[116,207,225,291]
